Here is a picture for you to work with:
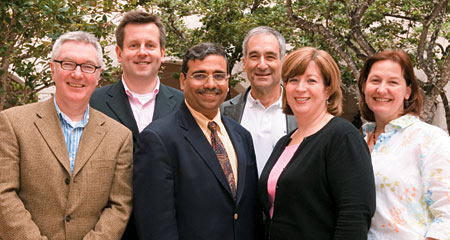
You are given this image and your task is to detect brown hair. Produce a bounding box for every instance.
[357,50,422,122]
[281,47,343,116]
[115,10,166,49]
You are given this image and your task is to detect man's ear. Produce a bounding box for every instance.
[115,45,123,63]
[160,47,165,63]
[179,72,186,91]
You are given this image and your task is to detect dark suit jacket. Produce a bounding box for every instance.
[133,101,262,240]
[89,79,184,240]
[258,117,376,240]
[90,79,184,147]
[220,87,297,134]
[0,99,133,240]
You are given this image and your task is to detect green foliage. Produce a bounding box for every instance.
[0,0,123,110]
[1,0,448,128]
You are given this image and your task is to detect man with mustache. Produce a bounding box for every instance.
[133,43,262,240]
[221,26,297,176]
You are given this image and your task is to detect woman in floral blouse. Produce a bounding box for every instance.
[358,49,450,240]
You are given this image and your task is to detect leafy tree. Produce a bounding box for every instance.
[2,0,448,131]
[133,0,296,86]
[284,0,449,128]
[133,0,449,131]
[0,0,122,110]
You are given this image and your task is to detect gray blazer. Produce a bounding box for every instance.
[220,87,297,134]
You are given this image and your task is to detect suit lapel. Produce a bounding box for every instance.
[179,103,235,199]
[106,81,139,137]
[153,84,177,120]
[72,108,107,177]
[34,99,71,174]
[222,117,247,204]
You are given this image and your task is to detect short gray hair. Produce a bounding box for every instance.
[242,26,286,59]
[51,31,104,68]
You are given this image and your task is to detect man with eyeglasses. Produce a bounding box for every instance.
[133,43,262,240]
[0,31,133,240]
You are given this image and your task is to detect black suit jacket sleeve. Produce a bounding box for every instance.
[134,127,179,240]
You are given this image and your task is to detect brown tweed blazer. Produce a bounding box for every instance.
[0,98,133,240]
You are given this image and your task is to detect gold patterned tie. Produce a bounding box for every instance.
[208,121,237,200]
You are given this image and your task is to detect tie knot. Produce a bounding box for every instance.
[208,121,218,132]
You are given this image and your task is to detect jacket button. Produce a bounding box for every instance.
[66,215,71,222]
[65,178,70,185]
[234,213,238,220]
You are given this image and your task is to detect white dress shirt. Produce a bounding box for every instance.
[240,89,287,176]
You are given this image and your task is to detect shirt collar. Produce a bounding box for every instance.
[122,76,160,104]
[53,97,89,128]
[363,114,419,136]
[246,87,283,109]
[185,100,225,134]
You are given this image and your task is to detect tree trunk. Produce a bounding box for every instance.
[440,91,450,133]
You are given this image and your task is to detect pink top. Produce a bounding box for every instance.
[267,144,299,218]
[122,78,160,132]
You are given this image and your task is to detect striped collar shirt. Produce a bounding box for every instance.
[54,97,89,174]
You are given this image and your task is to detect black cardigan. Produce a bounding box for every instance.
[258,117,376,240]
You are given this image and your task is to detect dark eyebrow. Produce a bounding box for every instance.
[191,70,226,74]
[61,58,97,65]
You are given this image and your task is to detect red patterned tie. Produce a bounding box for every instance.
[208,121,237,200]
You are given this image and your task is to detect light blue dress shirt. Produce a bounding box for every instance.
[54,97,89,174]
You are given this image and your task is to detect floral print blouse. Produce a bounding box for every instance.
[363,114,450,240]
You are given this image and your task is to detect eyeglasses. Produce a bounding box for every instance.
[53,60,101,74]
[189,72,228,83]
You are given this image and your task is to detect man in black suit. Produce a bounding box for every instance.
[89,10,183,240]
[134,43,262,240]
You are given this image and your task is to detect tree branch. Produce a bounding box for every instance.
[325,0,335,27]
[440,90,450,134]
[348,0,376,56]
[382,13,419,22]
[427,23,443,85]
[250,0,262,13]
[285,0,360,80]
[417,0,448,83]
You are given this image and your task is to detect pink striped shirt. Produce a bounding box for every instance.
[267,144,299,218]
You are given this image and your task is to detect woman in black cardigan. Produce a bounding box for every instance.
[258,47,376,240]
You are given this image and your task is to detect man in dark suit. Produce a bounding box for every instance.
[221,26,297,176]
[134,43,262,240]
[89,11,183,239]
[90,10,183,145]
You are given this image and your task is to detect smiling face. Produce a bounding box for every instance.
[242,34,281,91]
[285,61,329,119]
[116,22,165,83]
[363,60,411,124]
[180,54,229,119]
[51,41,101,110]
